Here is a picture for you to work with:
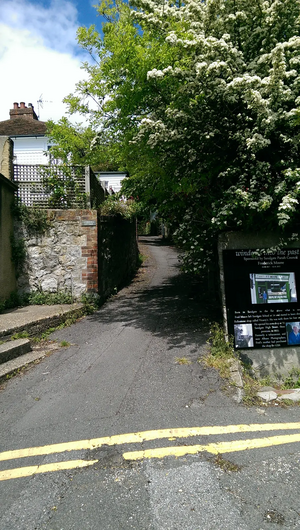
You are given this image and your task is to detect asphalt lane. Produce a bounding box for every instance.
[1,237,300,528]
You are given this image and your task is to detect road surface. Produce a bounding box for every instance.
[1,237,300,529]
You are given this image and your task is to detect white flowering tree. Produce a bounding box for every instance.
[62,0,300,273]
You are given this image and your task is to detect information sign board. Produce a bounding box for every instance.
[222,248,300,349]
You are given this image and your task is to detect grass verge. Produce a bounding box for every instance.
[203,323,300,407]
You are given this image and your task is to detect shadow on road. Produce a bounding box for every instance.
[89,237,221,354]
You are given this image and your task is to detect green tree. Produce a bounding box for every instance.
[46,118,119,170]
[58,0,300,272]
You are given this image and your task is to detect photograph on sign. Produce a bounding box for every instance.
[234,324,254,348]
[286,322,300,345]
[250,273,297,304]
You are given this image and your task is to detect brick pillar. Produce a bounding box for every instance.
[81,211,98,292]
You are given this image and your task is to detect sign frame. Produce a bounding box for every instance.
[222,248,300,350]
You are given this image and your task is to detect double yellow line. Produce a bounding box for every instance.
[1,422,300,481]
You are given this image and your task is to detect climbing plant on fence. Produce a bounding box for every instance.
[40,165,88,208]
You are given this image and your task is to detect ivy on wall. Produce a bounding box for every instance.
[10,202,53,277]
[12,203,52,235]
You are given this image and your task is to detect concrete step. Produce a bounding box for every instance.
[0,303,85,380]
[0,303,84,339]
[0,338,32,364]
[0,341,60,380]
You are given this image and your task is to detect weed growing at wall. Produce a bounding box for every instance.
[12,203,51,235]
[201,323,235,379]
[282,368,300,389]
[205,323,300,406]
[207,323,234,358]
[0,289,103,315]
[138,254,145,267]
[242,375,261,406]
[80,293,102,314]
[10,203,52,278]
[26,291,75,305]
[11,331,29,340]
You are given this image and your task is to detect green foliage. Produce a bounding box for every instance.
[259,374,280,388]
[40,165,88,208]
[137,220,151,236]
[47,118,95,165]
[54,0,300,273]
[138,253,145,267]
[175,357,192,365]
[80,292,102,314]
[10,204,52,281]
[46,118,120,170]
[11,331,29,340]
[100,193,144,219]
[34,327,62,342]
[203,323,235,380]
[26,291,75,305]
[280,399,297,407]
[0,290,76,314]
[282,368,300,389]
[208,323,234,359]
[242,374,261,406]
[0,289,104,316]
[12,203,51,235]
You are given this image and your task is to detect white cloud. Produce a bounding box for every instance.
[0,0,89,123]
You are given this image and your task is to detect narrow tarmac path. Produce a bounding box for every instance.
[1,237,300,529]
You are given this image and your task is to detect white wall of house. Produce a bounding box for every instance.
[96,172,128,193]
[11,136,51,164]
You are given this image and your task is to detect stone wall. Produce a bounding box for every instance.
[16,210,97,298]
[16,210,138,301]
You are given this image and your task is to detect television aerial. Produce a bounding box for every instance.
[37,94,53,119]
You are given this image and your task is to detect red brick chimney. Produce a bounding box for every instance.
[10,102,39,121]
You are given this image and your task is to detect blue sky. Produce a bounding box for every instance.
[27,0,103,35]
[0,0,101,123]
[69,0,102,30]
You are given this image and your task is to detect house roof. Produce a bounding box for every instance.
[0,102,47,137]
[0,118,47,137]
